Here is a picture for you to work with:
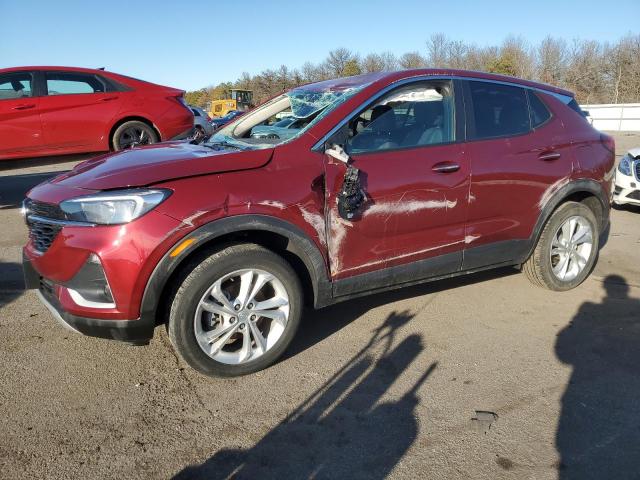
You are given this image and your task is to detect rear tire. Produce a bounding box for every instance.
[168,244,303,377]
[524,201,599,291]
[112,120,158,151]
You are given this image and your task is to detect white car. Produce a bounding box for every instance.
[614,147,640,206]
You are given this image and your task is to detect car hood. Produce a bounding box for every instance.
[49,142,273,190]
[628,147,640,159]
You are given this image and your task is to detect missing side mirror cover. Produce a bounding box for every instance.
[338,165,365,220]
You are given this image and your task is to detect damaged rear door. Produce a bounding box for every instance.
[321,79,470,295]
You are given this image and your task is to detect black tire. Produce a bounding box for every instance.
[168,244,303,377]
[523,201,599,291]
[112,120,158,151]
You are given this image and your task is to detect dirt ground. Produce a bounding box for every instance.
[1,133,639,480]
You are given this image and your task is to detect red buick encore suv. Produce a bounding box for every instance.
[0,66,194,161]
[22,70,614,377]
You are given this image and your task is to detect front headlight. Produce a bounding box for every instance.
[618,154,632,176]
[60,188,171,225]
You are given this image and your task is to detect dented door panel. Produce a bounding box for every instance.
[324,143,469,280]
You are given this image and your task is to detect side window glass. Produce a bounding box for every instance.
[528,91,551,128]
[468,81,530,139]
[45,73,105,95]
[0,73,33,99]
[346,81,454,154]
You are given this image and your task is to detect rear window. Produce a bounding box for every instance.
[468,81,530,139]
[528,91,551,128]
[46,72,106,95]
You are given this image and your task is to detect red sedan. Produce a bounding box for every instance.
[0,66,194,161]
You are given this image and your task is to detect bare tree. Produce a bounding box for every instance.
[399,51,426,69]
[426,33,449,67]
[536,36,567,85]
[190,33,640,108]
[325,48,358,77]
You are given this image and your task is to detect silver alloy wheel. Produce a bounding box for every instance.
[194,268,290,365]
[550,215,594,282]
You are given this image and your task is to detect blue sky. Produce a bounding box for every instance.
[1,0,638,91]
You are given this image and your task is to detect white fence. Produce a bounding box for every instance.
[580,103,640,132]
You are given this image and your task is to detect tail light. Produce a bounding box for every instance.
[600,133,615,154]
[206,115,212,122]
[168,94,190,109]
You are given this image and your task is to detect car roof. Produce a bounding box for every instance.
[0,66,112,75]
[299,69,574,98]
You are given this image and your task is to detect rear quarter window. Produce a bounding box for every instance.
[528,91,551,128]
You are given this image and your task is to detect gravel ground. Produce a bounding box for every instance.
[1,134,639,480]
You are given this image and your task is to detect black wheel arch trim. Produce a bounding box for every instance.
[524,178,609,262]
[139,214,332,332]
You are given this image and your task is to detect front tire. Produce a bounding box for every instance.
[524,201,599,291]
[168,244,303,377]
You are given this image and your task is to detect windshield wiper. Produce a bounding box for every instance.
[202,141,247,151]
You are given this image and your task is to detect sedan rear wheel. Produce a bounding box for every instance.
[112,120,158,151]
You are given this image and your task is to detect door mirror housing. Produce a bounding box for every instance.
[325,143,350,164]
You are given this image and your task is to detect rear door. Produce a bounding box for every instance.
[0,71,43,157]
[462,80,573,269]
[323,79,469,293]
[39,71,122,150]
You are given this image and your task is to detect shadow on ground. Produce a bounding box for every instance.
[0,261,24,307]
[0,171,63,210]
[174,310,436,480]
[556,274,640,479]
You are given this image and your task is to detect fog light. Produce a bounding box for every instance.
[65,254,115,309]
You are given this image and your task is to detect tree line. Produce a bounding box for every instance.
[185,33,640,109]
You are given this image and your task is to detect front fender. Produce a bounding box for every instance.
[139,215,332,328]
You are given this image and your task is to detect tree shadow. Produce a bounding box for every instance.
[0,261,24,307]
[174,310,437,480]
[555,274,640,479]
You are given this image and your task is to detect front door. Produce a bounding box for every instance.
[0,71,43,157]
[323,79,469,295]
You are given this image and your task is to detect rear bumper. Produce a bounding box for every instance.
[23,251,154,344]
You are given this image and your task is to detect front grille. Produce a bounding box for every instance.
[635,160,640,181]
[28,219,62,253]
[24,199,66,253]
[24,199,66,220]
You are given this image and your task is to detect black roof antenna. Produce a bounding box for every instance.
[97,67,105,70]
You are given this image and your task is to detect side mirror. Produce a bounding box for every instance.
[325,144,350,164]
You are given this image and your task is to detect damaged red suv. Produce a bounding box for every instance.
[22,70,614,377]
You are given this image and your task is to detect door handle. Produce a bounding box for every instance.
[538,151,561,161]
[432,161,460,173]
[13,104,36,110]
[101,96,119,102]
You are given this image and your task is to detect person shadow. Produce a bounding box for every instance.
[555,274,640,479]
[174,310,437,480]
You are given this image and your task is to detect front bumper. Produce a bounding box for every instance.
[613,169,640,206]
[23,254,154,343]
